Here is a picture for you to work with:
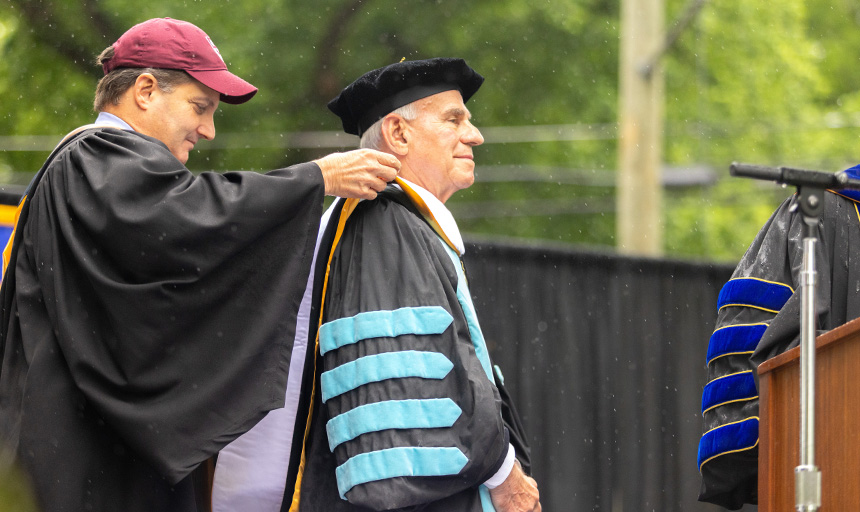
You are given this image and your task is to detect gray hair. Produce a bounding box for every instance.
[93,46,194,112]
[359,102,419,150]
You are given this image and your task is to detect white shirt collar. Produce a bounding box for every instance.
[95,112,134,131]
[395,177,465,255]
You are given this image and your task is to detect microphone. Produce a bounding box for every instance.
[729,162,860,190]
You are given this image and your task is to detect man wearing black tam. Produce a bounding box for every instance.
[211,58,541,512]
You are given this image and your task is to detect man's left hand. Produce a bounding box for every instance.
[489,460,541,512]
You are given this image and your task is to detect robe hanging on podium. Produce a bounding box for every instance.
[698,164,860,509]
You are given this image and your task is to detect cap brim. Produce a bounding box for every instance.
[188,69,258,105]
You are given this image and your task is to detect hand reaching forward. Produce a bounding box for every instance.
[314,149,400,199]
[489,461,541,512]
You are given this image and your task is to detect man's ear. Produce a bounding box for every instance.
[381,114,409,156]
[132,73,158,110]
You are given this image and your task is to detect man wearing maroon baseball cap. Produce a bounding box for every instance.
[102,17,258,105]
[0,17,400,512]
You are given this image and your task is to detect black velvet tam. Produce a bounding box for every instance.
[327,58,484,137]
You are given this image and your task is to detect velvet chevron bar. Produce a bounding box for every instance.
[326,398,462,450]
[319,306,454,355]
[717,277,793,313]
[701,371,757,414]
[706,323,768,365]
[335,447,468,499]
[321,351,454,402]
[698,417,759,470]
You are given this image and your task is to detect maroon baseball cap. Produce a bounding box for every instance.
[103,18,257,105]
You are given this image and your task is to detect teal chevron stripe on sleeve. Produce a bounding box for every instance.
[326,398,462,450]
[319,306,454,355]
[335,446,468,499]
[321,351,454,402]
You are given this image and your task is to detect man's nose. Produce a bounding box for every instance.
[199,117,216,141]
[463,120,484,146]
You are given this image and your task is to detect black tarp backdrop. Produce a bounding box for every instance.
[465,239,758,512]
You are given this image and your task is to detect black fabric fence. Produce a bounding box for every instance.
[465,238,755,512]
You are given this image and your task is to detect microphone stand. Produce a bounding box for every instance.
[729,163,860,511]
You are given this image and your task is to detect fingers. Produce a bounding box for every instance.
[314,149,401,198]
[359,189,378,201]
[370,176,389,192]
[367,150,400,182]
[351,178,386,201]
[489,462,541,512]
[351,175,387,201]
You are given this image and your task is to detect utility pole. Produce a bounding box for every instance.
[617,0,665,256]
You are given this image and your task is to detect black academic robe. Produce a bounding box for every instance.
[0,127,324,511]
[698,173,860,509]
[287,188,517,512]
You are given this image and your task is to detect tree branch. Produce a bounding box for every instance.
[82,0,124,51]
[311,0,370,103]
[639,0,709,78]
[11,0,122,78]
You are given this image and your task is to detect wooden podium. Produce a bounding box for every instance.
[758,316,860,511]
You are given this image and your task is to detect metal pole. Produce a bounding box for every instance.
[795,222,821,511]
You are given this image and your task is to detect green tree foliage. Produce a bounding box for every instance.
[663,0,860,259]
[2,0,860,262]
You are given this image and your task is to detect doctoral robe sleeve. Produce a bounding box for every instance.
[698,193,835,509]
[318,199,508,510]
[20,129,324,483]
